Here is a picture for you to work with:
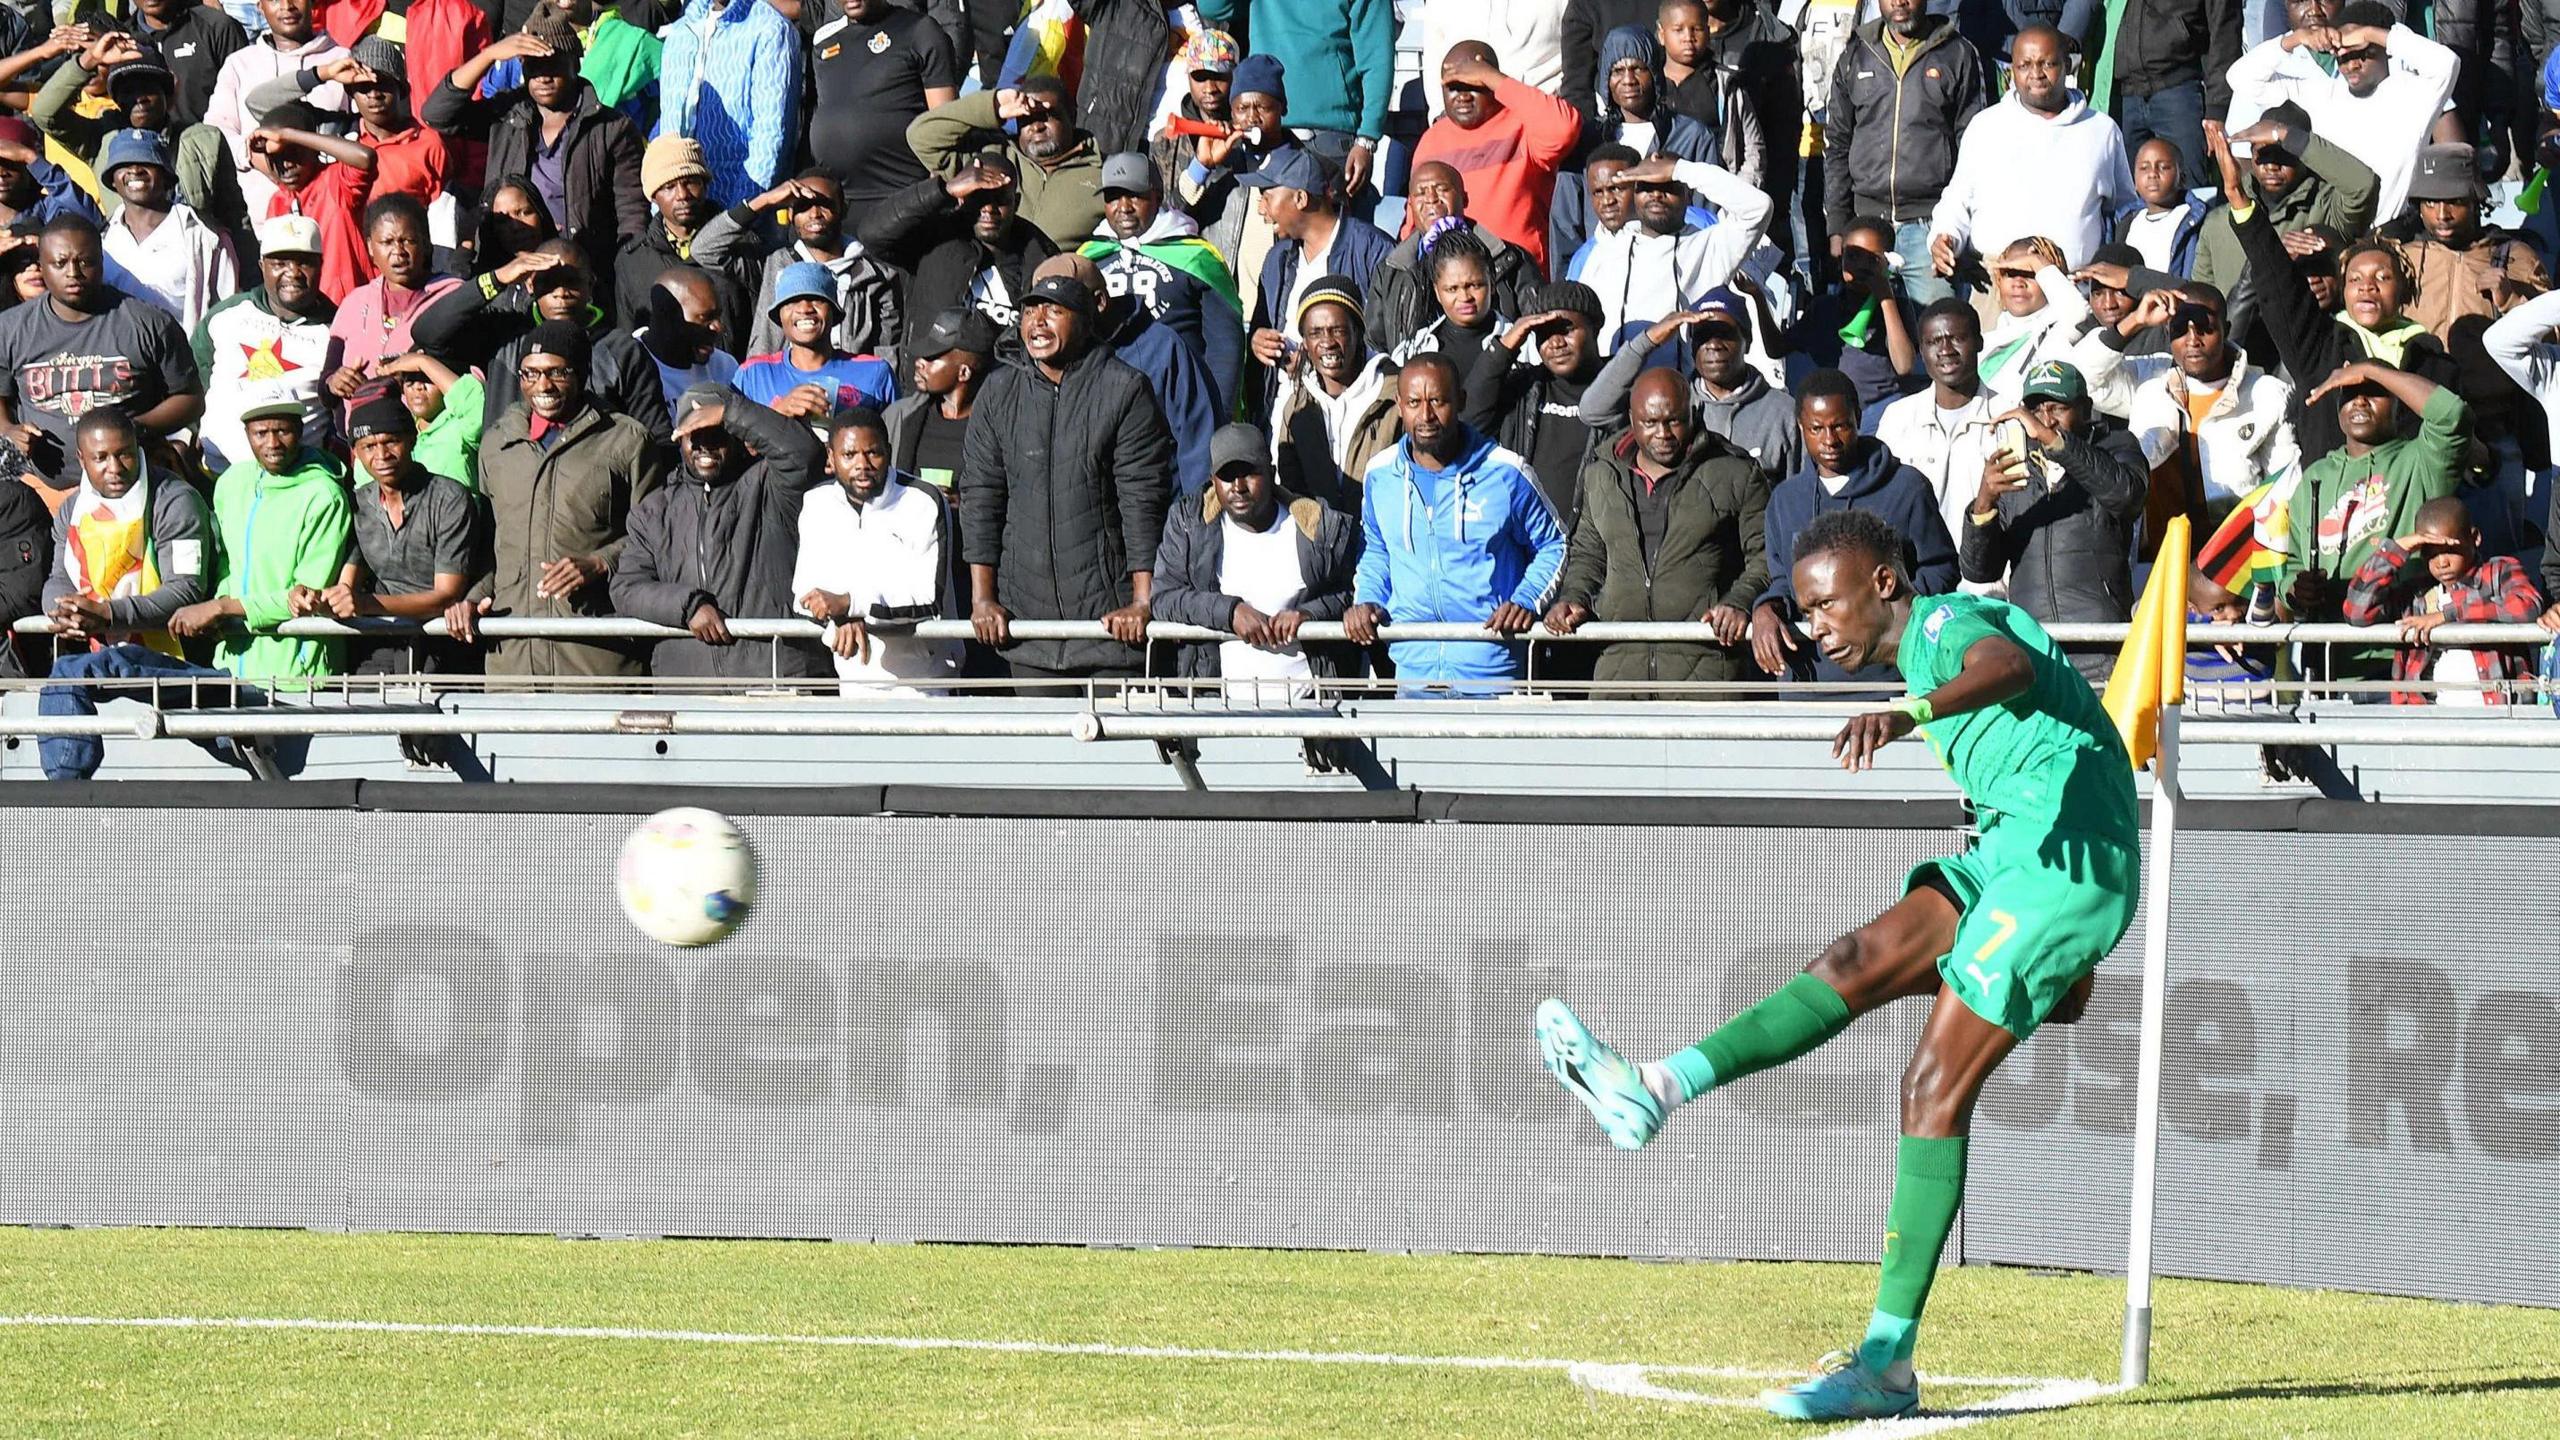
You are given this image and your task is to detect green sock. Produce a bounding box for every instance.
[1662,974,1853,1101]
[1861,1134,1969,1373]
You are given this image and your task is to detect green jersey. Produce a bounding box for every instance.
[1895,594,2139,846]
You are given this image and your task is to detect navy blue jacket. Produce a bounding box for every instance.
[1252,217,1396,406]
[1757,439,1960,685]
[1106,302,1224,501]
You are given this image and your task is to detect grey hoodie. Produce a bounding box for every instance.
[1578,337,1804,482]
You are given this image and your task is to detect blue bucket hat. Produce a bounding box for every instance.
[98,128,175,179]
[768,260,840,320]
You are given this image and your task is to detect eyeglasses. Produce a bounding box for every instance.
[516,365,577,387]
[2168,305,2222,335]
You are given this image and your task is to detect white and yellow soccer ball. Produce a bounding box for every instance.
[616,807,757,947]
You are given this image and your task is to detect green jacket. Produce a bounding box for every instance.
[412,373,485,492]
[2190,132,2378,300]
[907,90,1106,249]
[1555,429,1770,693]
[210,450,353,684]
[2282,385,2467,678]
[2284,386,2468,594]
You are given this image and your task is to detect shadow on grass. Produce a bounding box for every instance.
[2120,1370,2560,1406]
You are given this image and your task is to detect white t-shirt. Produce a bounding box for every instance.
[1280,221,1342,340]
[2124,207,2184,274]
[1217,510,1313,699]
[2431,647,2488,706]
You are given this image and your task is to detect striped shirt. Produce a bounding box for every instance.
[653,0,800,208]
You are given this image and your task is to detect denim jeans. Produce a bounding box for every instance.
[2118,82,2208,200]
[39,643,248,781]
[1892,220,1956,306]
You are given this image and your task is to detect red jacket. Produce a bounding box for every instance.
[2340,540,2545,704]
[1411,73,1582,278]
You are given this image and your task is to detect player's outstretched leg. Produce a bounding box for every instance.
[1764,982,2017,1423]
[1534,998,1664,1149]
[1538,888,1956,1149]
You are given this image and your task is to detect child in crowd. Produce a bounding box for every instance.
[2339,495,2545,704]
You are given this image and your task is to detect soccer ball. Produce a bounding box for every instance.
[616,807,756,947]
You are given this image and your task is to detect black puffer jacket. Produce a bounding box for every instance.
[608,388,832,679]
[857,174,1060,337]
[420,80,648,284]
[959,344,1176,672]
[1955,423,2146,682]
[1363,222,1532,357]
[1556,427,1769,692]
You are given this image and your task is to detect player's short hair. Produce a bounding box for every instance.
[2175,278,2228,314]
[1399,352,1465,404]
[1424,225,1491,285]
[1917,297,1979,337]
[37,213,101,251]
[1795,509,1912,590]
[1586,142,1642,171]
[362,192,429,240]
[73,403,140,449]
[2337,238,2410,292]
[829,406,889,445]
[1798,368,1860,413]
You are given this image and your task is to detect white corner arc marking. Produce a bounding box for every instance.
[0,1313,2107,1425]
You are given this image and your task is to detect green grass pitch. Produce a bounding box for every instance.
[2,1227,2552,1437]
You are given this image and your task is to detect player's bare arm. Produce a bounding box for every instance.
[1835,635,2037,772]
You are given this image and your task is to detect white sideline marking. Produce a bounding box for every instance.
[0,1314,2104,1425]
[0,1314,2060,1389]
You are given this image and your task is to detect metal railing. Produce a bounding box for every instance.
[7,616,2554,738]
[14,615,2555,646]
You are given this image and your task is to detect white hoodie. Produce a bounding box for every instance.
[1574,160,1774,355]
[1929,89,2136,271]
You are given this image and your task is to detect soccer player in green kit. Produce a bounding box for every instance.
[1536,508,2143,1422]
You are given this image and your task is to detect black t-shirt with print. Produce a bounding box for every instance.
[811,7,963,204]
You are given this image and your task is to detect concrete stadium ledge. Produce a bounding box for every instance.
[8,782,2560,836]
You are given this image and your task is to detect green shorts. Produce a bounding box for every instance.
[1905,822,2141,1040]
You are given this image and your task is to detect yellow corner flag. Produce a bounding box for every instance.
[2103,517,2193,772]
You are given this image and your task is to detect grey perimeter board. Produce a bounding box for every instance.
[4,692,2558,805]
[1,809,2551,1311]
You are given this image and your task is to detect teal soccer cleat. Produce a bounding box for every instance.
[1762,1350,1921,1422]
[1534,998,1663,1150]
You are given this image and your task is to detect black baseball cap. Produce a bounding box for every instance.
[911,307,999,359]
[1021,273,1097,317]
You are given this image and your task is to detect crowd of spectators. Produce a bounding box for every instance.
[2,0,2559,759]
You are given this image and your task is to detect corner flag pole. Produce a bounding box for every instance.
[2119,702,2177,1387]
[2114,517,2190,1389]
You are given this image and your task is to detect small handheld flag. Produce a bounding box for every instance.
[2103,516,2192,772]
